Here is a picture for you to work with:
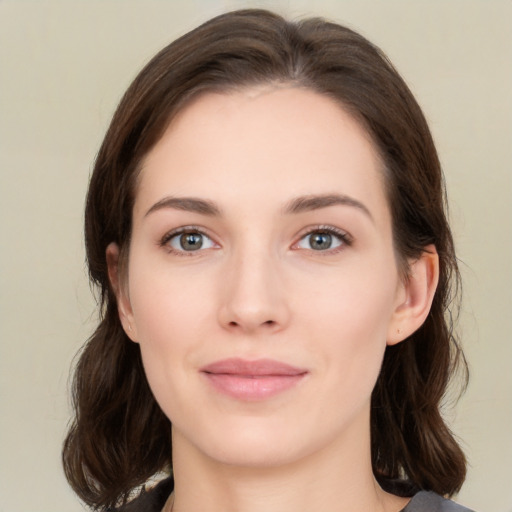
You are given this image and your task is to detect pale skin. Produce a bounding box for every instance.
[107,86,439,512]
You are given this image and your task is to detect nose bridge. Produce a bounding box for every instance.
[218,237,288,333]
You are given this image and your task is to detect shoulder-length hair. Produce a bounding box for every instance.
[63,9,467,509]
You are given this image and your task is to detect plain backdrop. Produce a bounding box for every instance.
[0,1,511,511]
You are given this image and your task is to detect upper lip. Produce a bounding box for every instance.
[200,358,308,376]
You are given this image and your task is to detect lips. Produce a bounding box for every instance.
[200,358,308,401]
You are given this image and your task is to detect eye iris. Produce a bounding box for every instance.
[180,232,203,251]
[310,232,332,250]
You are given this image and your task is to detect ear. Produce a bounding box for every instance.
[387,245,439,346]
[106,242,138,342]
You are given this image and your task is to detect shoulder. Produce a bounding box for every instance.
[404,491,476,512]
[110,477,173,512]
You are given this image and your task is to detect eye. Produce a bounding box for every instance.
[162,228,217,253]
[295,227,351,252]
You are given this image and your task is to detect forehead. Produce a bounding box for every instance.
[135,86,388,220]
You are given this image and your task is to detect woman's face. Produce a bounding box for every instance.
[116,87,410,468]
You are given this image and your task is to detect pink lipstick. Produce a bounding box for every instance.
[200,358,308,401]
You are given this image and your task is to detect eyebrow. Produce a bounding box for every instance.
[145,196,222,217]
[283,194,373,221]
[144,193,373,221]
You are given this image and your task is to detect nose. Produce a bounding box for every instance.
[217,247,290,335]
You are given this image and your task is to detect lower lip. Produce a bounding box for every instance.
[202,373,306,401]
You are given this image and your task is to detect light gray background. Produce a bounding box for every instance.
[1,1,511,511]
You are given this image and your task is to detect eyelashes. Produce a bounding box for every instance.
[159,224,353,257]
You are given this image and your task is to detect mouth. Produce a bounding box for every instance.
[199,358,308,401]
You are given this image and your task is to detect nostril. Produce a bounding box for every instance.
[227,320,275,328]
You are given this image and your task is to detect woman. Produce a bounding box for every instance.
[63,9,473,512]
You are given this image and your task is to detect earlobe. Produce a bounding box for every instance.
[387,245,439,345]
[106,242,138,342]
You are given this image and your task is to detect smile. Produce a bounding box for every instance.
[200,358,308,401]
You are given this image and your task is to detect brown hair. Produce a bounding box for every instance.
[63,9,467,509]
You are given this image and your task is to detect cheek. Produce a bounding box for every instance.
[126,255,217,410]
[128,249,214,342]
[298,260,398,395]
[300,257,398,342]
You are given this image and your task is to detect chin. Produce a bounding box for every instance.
[173,412,312,469]
[207,438,305,469]
[184,412,340,471]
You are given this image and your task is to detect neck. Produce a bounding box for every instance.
[169,415,409,512]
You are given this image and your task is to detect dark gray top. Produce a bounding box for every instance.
[403,491,475,512]
[114,479,475,511]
